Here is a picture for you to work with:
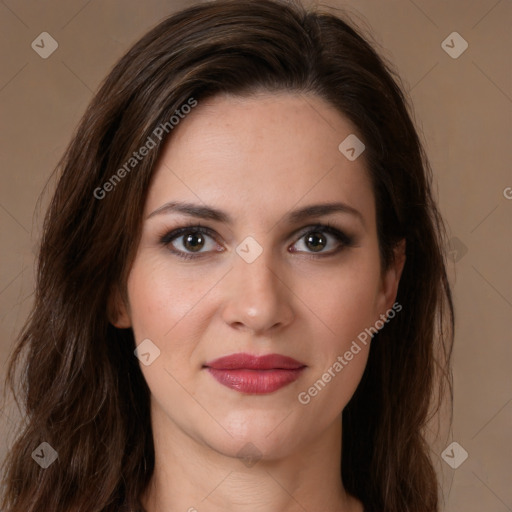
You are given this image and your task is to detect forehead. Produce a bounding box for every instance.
[145,92,375,229]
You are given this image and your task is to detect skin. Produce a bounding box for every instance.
[112,92,405,512]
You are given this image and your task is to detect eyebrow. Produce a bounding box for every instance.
[146,200,364,226]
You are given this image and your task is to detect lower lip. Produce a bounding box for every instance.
[206,367,305,394]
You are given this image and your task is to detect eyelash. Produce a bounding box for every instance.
[158,222,355,260]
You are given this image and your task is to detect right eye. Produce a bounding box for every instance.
[159,225,224,260]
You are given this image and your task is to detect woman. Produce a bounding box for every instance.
[1,1,454,511]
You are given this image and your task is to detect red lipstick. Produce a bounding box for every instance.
[204,353,306,394]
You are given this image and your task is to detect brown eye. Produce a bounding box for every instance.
[182,232,206,252]
[290,225,353,256]
[160,226,223,259]
[304,232,327,252]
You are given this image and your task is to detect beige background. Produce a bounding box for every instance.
[1,0,511,510]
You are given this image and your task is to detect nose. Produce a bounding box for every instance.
[220,248,295,335]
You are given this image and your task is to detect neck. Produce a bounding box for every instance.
[141,404,362,512]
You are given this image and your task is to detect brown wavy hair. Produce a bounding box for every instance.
[1,1,454,510]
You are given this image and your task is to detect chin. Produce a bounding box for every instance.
[198,410,307,462]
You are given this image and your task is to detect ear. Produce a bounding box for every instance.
[108,285,132,328]
[376,238,406,315]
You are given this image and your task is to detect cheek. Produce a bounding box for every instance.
[297,252,382,347]
[125,257,212,413]
[125,254,218,340]
[297,344,369,432]
[296,276,376,422]
[292,252,382,416]
[125,254,226,399]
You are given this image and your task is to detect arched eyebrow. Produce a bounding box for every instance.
[146,200,365,228]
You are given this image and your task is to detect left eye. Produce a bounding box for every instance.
[290,227,350,254]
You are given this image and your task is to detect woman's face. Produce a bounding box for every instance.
[113,92,404,460]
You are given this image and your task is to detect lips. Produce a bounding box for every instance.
[203,352,306,394]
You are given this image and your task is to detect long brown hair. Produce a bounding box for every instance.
[1,1,454,510]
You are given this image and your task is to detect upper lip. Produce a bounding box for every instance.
[204,352,306,370]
